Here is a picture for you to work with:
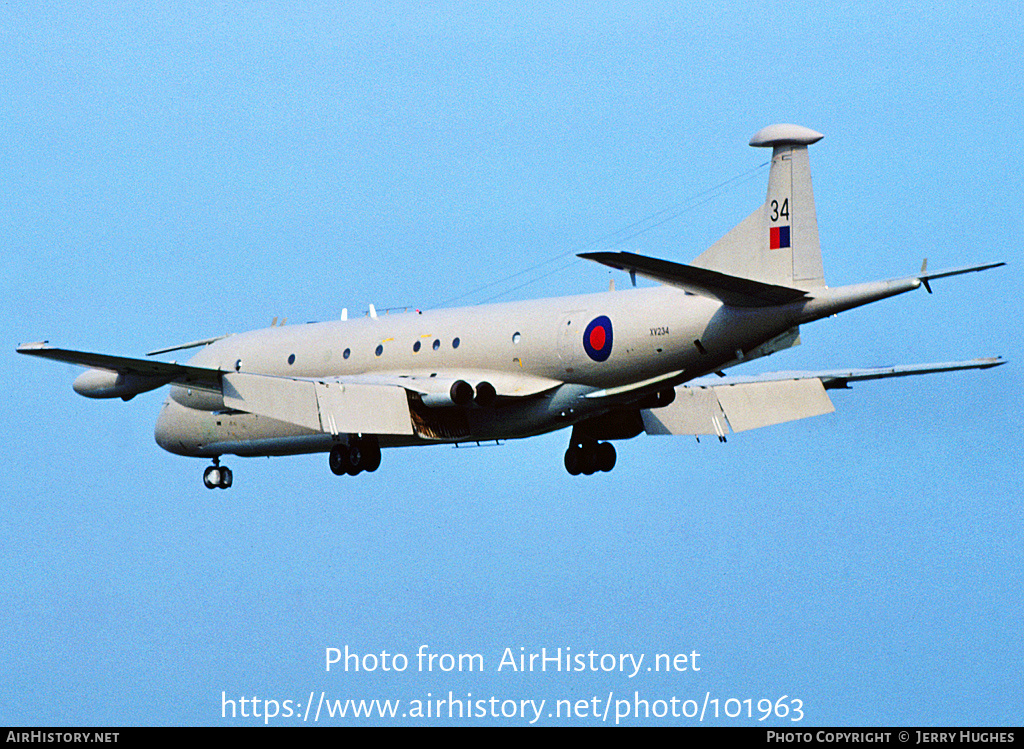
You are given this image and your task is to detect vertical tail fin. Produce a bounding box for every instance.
[692,124,826,290]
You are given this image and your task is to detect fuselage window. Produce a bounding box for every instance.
[375,344,384,357]
[432,339,440,351]
[452,337,461,349]
[288,354,296,365]
[512,332,521,344]
[413,340,421,353]
[343,348,351,359]
[234,359,243,372]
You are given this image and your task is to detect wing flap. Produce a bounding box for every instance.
[313,380,414,436]
[641,388,729,437]
[222,373,414,436]
[643,378,833,436]
[713,378,834,432]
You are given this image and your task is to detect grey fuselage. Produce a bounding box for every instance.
[154,283,813,459]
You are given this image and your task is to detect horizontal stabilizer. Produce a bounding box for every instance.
[579,251,809,307]
[915,261,1006,293]
[147,335,233,356]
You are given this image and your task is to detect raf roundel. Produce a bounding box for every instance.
[582,315,613,362]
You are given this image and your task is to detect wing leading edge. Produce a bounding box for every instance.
[17,342,222,395]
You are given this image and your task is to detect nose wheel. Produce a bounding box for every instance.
[203,460,233,489]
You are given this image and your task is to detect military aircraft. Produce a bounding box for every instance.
[17,124,1005,489]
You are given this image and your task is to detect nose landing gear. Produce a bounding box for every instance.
[203,458,233,489]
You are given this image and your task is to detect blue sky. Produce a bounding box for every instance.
[2,1,1020,726]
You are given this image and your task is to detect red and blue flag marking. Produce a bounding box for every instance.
[770,225,791,250]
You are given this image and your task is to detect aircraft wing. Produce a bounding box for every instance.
[16,342,559,437]
[16,342,222,390]
[16,343,419,435]
[641,357,1005,437]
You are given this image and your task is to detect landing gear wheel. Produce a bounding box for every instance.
[345,442,364,475]
[329,444,350,476]
[362,441,381,473]
[203,464,233,489]
[597,442,616,473]
[564,437,617,476]
[329,437,383,476]
[564,445,583,476]
[203,466,221,490]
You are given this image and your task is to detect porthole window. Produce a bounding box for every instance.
[432,339,440,351]
[234,359,243,372]
[512,332,521,344]
[375,344,384,357]
[452,337,460,349]
[413,340,421,353]
[343,348,351,359]
[288,354,296,365]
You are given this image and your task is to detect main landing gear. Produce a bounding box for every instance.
[329,437,382,476]
[203,458,233,490]
[564,436,616,476]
